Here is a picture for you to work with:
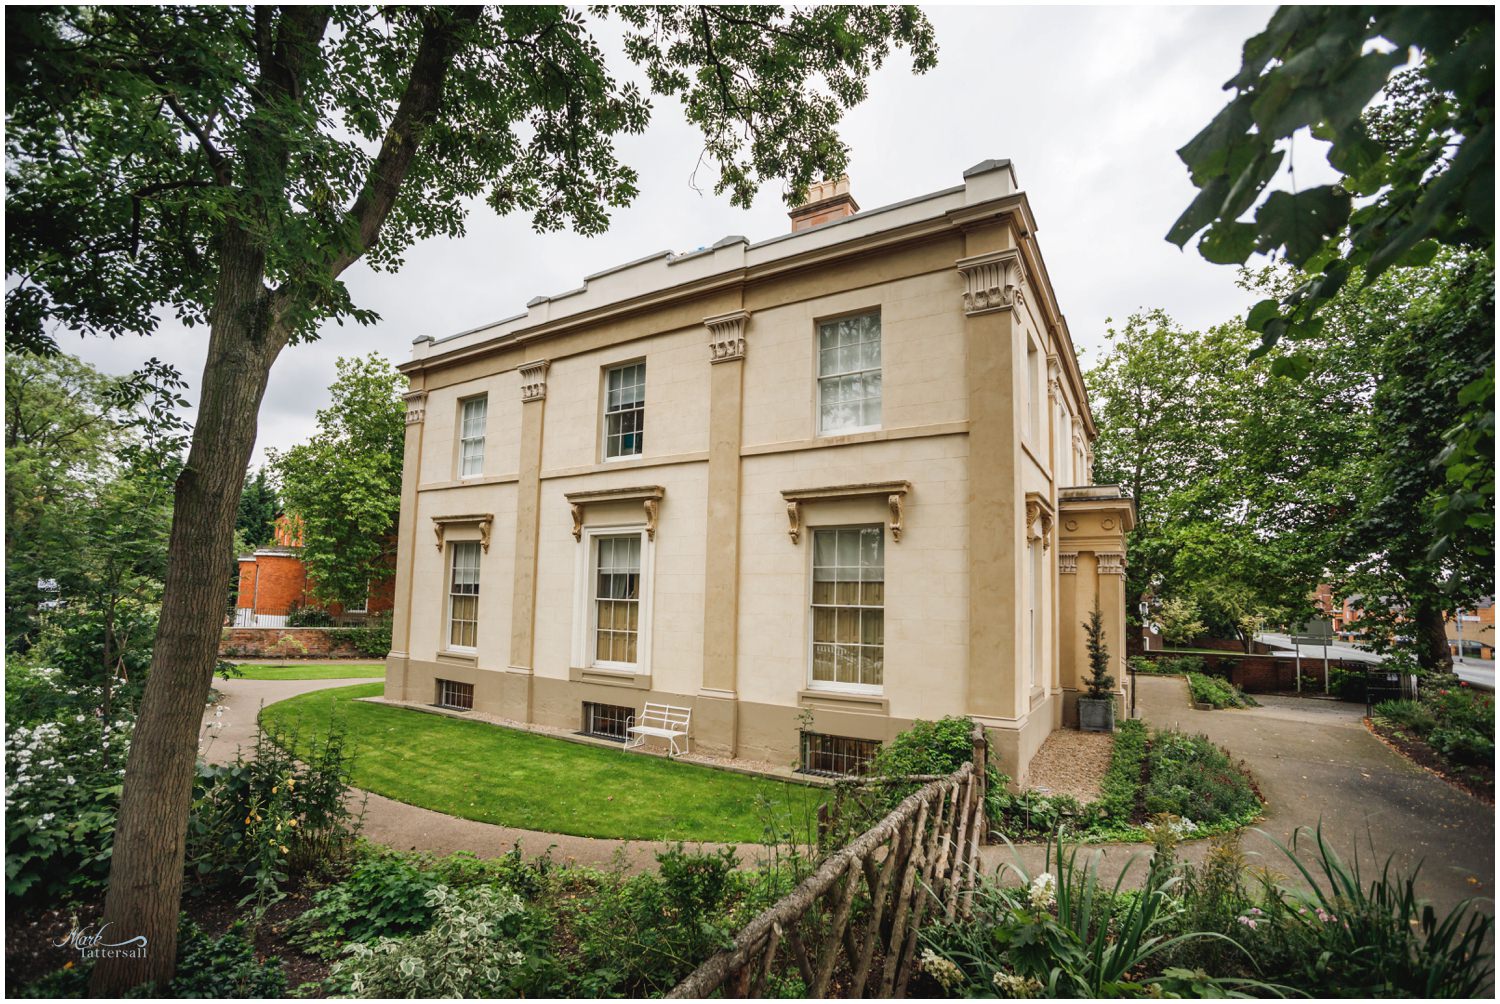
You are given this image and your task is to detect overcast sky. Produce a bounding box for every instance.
[64,4,1339,467]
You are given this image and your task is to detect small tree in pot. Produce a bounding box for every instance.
[1078,602,1116,732]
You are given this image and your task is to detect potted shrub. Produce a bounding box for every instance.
[1078,602,1116,732]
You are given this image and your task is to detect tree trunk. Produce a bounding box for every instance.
[1412,598,1454,674]
[91,227,282,994]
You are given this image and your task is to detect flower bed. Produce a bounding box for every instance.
[989,722,1261,843]
[1371,680,1494,801]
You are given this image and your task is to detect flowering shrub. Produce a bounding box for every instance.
[1374,681,1495,775]
[5,668,134,903]
[187,720,362,914]
[330,884,530,997]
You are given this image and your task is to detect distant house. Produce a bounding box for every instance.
[233,514,394,627]
[1447,598,1495,660]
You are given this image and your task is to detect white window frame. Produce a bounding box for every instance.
[445,540,481,654]
[601,361,646,461]
[805,523,886,696]
[571,524,655,674]
[458,395,488,479]
[816,310,882,436]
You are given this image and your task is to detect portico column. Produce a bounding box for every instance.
[505,359,549,722]
[956,246,1026,722]
[698,310,749,757]
[1095,551,1129,708]
[386,384,428,702]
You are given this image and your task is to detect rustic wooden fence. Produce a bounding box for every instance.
[667,725,988,998]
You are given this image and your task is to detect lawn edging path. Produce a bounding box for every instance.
[982,676,1495,921]
[202,675,811,870]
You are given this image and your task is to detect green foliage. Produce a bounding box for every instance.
[867,715,976,777]
[4,667,133,904]
[1094,719,1148,827]
[168,916,288,998]
[1187,672,1257,709]
[1143,731,1261,828]
[235,468,279,550]
[1170,8,1495,558]
[330,884,533,998]
[270,355,403,610]
[187,720,361,915]
[1337,258,1494,666]
[1083,603,1114,698]
[4,352,178,680]
[1394,682,1497,768]
[285,602,336,628]
[290,849,442,957]
[329,615,393,658]
[5,6,936,355]
[1155,596,1207,645]
[572,845,744,996]
[1245,826,1495,997]
[1169,9,1492,341]
[988,720,1145,842]
[919,839,1258,997]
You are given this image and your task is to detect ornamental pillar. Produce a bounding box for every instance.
[505,359,549,721]
[698,310,749,756]
[386,384,429,702]
[956,246,1027,723]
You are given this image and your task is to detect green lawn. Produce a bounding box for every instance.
[226,663,386,680]
[260,683,826,844]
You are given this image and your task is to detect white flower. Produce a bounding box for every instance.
[920,948,965,991]
[65,776,76,786]
[993,969,1043,998]
[1027,872,1057,910]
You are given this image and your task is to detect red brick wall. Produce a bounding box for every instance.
[218,627,368,660]
[236,561,257,611]
[249,553,309,613]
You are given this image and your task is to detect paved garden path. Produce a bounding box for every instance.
[209,673,1494,913]
[982,676,1495,920]
[203,675,768,872]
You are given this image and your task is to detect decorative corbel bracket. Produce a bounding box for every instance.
[432,513,494,552]
[955,248,1026,315]
[519,359,550,402]
[564,485,665,541]
[1024,491,1057,551]
[704,309,750,364]
[404,390,427,426]
[781,481,911,544]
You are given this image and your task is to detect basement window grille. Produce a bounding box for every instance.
[581,701,633,742]
[798,731,880,777]
[436,679,474,711]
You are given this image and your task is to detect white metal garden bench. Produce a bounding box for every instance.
[624,702,692,758]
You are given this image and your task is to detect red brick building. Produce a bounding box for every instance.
[233,514,394,626]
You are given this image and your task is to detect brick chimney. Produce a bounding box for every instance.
[789,176,859,232]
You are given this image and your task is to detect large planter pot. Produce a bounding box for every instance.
[1077,696,1116,733]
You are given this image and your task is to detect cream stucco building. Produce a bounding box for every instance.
[384,161,1134,784]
